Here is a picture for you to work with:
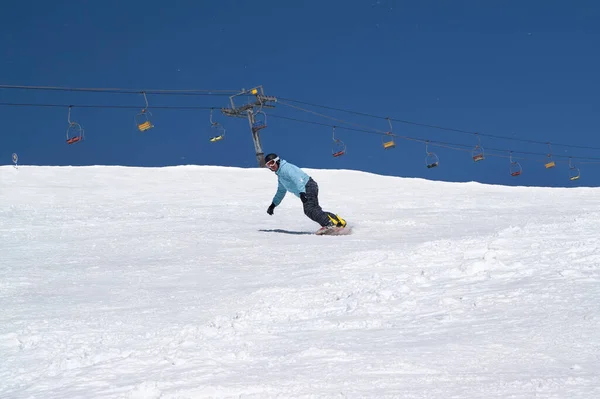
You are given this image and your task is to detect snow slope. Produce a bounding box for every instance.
[1,165,599,398]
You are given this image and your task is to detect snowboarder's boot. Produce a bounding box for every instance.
[328,214,347,228]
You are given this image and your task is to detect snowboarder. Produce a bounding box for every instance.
[264,153,347,234]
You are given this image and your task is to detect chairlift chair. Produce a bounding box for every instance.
[209,128,225,142]
[382,134,396,149]
[426,153,439,168]
[472,146,485,162]
[252,110,267,132]
[382,119,396,149]
[509,152,522,176]
[472,134,484,162]
[331,127,346,157]
[136,92,154,132]
[333,140,346,157]
[209,109,226,142]
[568,158,581,181]
[569,169,581,181]
[136,110,154,132]
[66,126,84,144]
[510,162,522,176]
[545,159,556,169]
[66,106,84,144]
[425,141,439,168]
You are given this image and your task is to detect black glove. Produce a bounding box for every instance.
[267,203,276,215]
[300,192,308,203]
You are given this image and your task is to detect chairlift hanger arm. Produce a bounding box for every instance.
[141,91,149,110]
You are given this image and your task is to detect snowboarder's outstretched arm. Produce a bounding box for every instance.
[272,180,287,206]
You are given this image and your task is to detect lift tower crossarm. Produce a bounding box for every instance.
[220,86,277,167]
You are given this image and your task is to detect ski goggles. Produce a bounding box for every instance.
[265,157,279,168]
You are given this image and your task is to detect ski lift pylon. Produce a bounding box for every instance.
[135,92,154,132]
[472,133,485,162]
[332,126,346,157]
[568,157,581,181]
[209,108,226,142]
[66,106,84,144]
[509,151,522,176]
[425,141,439,168]
[382,118,396,149]
[544,142,556,169]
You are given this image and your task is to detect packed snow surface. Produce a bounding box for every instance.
[1,165,599,398]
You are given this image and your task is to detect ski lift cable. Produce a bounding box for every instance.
[2,84,596,151]
[0,102,216,110]
[0,84,238,96]
[277,96,600,151]
[277,100,389,135]
[267,113,600,162]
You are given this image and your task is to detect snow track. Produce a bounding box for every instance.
[1,166,599,398]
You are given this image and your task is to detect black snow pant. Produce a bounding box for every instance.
[301,178,338,227]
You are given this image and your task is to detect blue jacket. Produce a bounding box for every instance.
[272,159,311,206]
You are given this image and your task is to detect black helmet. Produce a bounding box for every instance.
[265,153,280,165]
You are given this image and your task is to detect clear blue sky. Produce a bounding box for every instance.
[1,0,599,187]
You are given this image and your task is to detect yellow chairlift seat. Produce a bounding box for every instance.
[137,120,154,132]
[383,141,396,149]
[382,132,395,149]
[208,110,226,142]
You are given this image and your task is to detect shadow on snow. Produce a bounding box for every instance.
[258,229,314,236]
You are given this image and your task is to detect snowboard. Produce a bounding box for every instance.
[315,226,352,236]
